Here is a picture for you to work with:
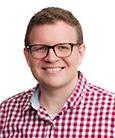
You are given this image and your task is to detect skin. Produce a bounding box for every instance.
[24,21,85,114]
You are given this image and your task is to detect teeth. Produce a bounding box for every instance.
[45,68,62,73]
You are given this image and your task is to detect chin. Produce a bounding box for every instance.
[44,80,65,89]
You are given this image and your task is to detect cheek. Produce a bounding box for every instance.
[68,52,80,67]
[28,58,41,71]
[63,56,79,72]
[29,60,42,80]
[73,50,82,65]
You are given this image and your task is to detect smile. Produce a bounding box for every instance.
[42,67,64,73]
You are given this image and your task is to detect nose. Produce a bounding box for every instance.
[44,48,59,62]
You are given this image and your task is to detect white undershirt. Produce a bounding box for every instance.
[31,88,56,119]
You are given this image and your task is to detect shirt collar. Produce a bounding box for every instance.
[31,87,40,110]
[23,86,38,111]
[67,71,87,109]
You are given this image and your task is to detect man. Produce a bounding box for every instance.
[0,7,115,137]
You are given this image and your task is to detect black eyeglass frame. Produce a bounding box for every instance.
[26,43,79,59]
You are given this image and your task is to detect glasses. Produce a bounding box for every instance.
[26,43,78,59]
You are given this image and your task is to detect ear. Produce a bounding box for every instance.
[78,43,85,65]
[23,48,31,66]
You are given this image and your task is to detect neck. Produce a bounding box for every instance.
[39,73,78,115]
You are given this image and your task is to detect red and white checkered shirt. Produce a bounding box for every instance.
[0,72,115,138]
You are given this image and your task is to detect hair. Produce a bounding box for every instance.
[24,7,83,47]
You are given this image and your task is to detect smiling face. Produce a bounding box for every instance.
[24,21,85,90]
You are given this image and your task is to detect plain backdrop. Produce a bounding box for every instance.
[0,0,115,103]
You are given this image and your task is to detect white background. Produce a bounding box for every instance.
[0,0,115,103]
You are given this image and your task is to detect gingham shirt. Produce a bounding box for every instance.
[0,72,115,138]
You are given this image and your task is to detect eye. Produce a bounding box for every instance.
[31,46,47,53]
[57,44,70,51]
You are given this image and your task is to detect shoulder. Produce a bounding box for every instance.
[88,82,114,96]
[0,86,38,131]
[85,82,115,104]
[79,71,115,100]
[0,86,36,111]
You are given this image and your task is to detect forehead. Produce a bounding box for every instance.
[29,21,78,44]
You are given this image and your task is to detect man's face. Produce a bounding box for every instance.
[24,21,85,90]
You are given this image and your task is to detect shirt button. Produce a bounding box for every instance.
[46,121,53,126]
